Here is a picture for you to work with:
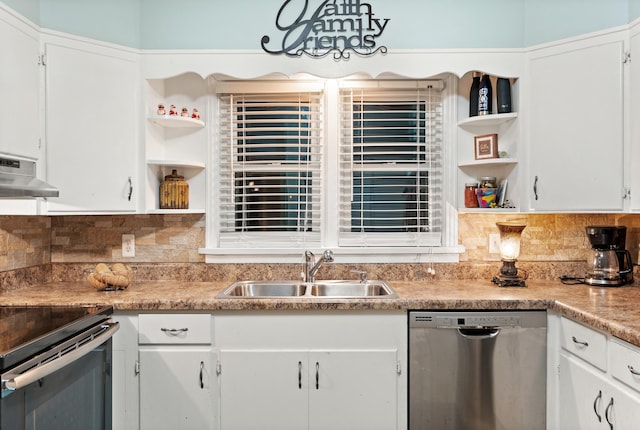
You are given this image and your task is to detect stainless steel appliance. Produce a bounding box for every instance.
[0,156,59,197]
[0,306,119,429]
[584,225,634,286]
[409,310,547,430]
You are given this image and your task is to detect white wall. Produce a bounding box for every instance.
[2,0,634,50]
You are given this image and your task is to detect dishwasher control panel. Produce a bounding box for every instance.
[409,311,546,329]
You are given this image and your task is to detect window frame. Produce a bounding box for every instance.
[204,76,462,263]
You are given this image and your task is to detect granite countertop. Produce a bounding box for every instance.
[2,279,640,347]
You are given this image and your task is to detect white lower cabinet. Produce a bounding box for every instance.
[219,349,398,430]
[139,348,214,430]
[112,312,140,430]
[560,353,640,430]
[137,313,215,430]
[554,315,640,430]
[215,311,407,430]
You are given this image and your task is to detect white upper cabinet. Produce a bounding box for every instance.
[526,30,627,211]
[0,8,41,160]
[629,21,640,211]
[43,34,140,213]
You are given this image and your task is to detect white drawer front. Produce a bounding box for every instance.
[138,314,211,345]
[560,317,607,370]
[610,339,640,393]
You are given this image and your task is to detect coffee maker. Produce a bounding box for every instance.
[584,226,634,287]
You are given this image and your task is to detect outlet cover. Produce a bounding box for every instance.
[489,233,500,254]
[122,234,135,257]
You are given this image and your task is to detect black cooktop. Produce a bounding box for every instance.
[0,306,113,371]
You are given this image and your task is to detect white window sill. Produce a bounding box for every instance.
[199,246,465,264]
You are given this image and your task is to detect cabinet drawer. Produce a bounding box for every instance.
[610,339,640,393]
[138,314,211,345]
[560,317,607,370]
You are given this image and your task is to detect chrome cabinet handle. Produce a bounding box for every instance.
[298,361,302,389]
[593,390,602,422]
[572,336,589,347]
[604,397,614,430]
[628,364,640,376]
[127,176,133,201]
[315,362,319,390]
[161,328,188,335]
[199,361,204,389]
[533,175,539,200]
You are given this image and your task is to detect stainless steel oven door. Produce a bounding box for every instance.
[1,321,119,430]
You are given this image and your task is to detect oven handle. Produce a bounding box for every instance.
[2,321,119,393]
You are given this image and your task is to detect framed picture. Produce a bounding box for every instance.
[474,134,499,160]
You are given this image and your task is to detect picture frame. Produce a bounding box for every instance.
[474,134,499,160]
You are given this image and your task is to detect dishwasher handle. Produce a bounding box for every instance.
[457,327,500,340]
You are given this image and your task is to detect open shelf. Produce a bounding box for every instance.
[458,157,517,168]
[457,112,518,129]
[147,115,204,128]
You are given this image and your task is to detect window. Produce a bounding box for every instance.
[217,85,323,248]
[338,82,444,247]
[209,78,456,262]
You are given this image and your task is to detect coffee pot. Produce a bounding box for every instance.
[584,226,634,287]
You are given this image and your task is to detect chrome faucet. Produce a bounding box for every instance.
[304,249,334,282]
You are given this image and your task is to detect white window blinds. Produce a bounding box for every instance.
[218,90,323,248]
[338,82,444,247]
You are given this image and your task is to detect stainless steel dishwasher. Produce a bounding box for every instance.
[409,310,547,430]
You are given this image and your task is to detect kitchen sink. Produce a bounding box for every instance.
[308,281,394,297]
[217,280,397,299]
[220,281,307,297]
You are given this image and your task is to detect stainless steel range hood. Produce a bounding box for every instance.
[0,156,59,198]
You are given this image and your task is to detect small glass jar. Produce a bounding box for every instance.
[464,183,479,208]
[480,176,497,188]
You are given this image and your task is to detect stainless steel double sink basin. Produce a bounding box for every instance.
[217,280,397,299]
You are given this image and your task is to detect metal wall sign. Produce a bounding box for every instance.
[261,0,390,60]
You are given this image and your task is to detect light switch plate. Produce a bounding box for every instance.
[122,234,135,257]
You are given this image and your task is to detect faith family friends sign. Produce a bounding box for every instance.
[261,0,390,59]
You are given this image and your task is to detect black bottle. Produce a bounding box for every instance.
[478,74,492,115]
[497,77,512,113]
[469,72,481,117]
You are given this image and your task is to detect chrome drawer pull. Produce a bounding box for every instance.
[161,328,188,335]
[572,336,589,347]
[628,364,640,376]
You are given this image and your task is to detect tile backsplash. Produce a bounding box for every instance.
[1,213,640,283]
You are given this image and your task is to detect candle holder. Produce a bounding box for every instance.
[492,221,528,287]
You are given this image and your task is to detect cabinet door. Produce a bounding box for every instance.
[219,349,308,430]
[44,39,138,213]
[559,353,607,430]
[0,11,40,160]
[528,37,625,211]
[309,350,398,430]
[139,348,214,430]
[608,383,640,430]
